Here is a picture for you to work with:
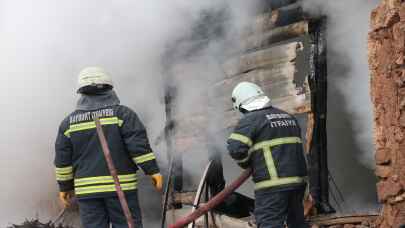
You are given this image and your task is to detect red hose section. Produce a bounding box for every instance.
[95,118,135,228]
[169,168,252,228]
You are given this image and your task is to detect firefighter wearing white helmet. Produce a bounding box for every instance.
[77,66,114,93]
[227,82,309,228]
[231,81,271,112]
[54,66,163,228]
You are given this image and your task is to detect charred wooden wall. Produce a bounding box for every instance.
[369,0,405,227]
[164,0,333,223]
[214,12,332,214]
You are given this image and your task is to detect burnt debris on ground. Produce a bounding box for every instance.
[7,220,72,228]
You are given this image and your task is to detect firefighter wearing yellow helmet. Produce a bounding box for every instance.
[54,66,163,228]
[227,82,309,228]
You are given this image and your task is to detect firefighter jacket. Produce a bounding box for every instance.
[227,106,307,192]
[54,104,160,199]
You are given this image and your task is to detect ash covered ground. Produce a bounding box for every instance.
[7,220,72,228]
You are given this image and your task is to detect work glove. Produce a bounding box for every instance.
[59,191,73,208]
[151,174,163,192]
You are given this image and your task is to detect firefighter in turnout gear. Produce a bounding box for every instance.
[227,82,309,228]
[54,66,163,228]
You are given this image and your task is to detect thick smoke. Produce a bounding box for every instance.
[0,0,382,224]
[302,0,380,212]
[0,0,258,226]
[303,0,379,168]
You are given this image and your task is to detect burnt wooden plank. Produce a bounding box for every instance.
[173,192,197,205]
[209,101,311,132]
[215,63,296,97]
[212,83,307,114]
[223,42,302,77]
[215,95,310,131]
[309,214,379,226]
[211,64,311,116]
[243,21,309,51]
[245,2,302,35]
[260,0,298,12]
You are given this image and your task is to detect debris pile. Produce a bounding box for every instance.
[369,0,405,227]
[7,220,71,228]
[310,214,379,228]
[312,224,372,228]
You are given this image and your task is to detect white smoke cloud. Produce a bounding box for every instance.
[302,0,380,168]
[302,0,381,212]
[0,0,387,223]
[0,0,259,226]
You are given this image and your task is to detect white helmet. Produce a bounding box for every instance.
[77,66,113,92]
[231,82,271,112]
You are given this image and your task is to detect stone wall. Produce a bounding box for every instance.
[369,0,405,227]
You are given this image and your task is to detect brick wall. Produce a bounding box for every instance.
[369,0,405,227]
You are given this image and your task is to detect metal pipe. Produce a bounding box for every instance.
[189,161,213,228]
[169,168,252,228]
[161,157,174,228]
[95,117,135,228]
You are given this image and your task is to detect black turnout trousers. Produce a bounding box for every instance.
[255,186,309,228]
[77,192,143,228]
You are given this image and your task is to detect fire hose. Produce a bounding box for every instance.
[95,117,136,228]
[169,168,252,228]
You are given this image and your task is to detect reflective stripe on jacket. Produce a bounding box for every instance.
[54,105,159,199]
[227,106,307,191]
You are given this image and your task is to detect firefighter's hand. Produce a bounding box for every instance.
[59,191,73,208]
[151,174,163,192]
